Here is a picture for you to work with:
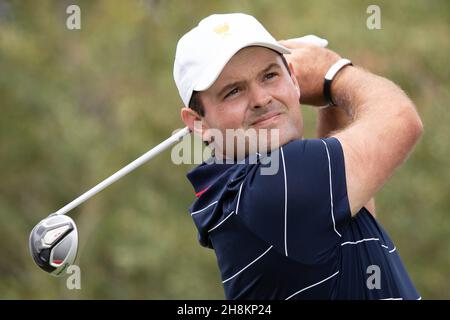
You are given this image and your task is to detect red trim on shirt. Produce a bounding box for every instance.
[195,187,210,198]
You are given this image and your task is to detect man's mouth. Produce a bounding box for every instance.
[251,111,282,126]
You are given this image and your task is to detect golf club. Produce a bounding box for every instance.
[29,127,191,276]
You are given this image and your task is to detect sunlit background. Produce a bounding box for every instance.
[0,0,448,299]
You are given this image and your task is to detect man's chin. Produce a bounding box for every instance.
[210,125,302,162]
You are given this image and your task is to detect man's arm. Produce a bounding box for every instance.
[317,106,377,217]
[330,66,422,216]
[281,41,423,217]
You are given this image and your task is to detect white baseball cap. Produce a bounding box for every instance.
[173,13,291,107]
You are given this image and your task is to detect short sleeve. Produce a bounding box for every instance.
[236,137,351,264]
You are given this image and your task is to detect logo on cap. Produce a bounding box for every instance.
[214,23,230,36]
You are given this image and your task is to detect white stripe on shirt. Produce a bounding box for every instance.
[340,238,398,254]
[341,238,380,246]
[320,139,342,237]
[280,146,288,256]
[208,211,235,233]
[285,271,340,300]
[191,200,218,216]
[235,183,244,215]
[222,245,273,284]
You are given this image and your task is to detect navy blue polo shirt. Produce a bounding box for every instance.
[186,137,420,300]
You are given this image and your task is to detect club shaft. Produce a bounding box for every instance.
[53,127,191,215]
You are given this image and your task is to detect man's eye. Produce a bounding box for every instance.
[264,72,277,80]
[225,87,239,99]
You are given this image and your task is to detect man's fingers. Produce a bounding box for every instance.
[279,35,328,49]
[278,40,295,48]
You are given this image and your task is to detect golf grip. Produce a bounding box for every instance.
[53,127,191,216]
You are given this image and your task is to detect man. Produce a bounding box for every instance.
[173,13,423,299]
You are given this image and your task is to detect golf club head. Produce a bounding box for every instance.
[29,214,78,276]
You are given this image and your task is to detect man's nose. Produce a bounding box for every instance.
[249,84,271,109]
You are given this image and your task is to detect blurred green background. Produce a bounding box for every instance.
[0,0,448,299]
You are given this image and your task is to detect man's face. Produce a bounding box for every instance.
[187,46,303,159]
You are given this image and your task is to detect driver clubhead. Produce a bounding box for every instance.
[29,214,78,276]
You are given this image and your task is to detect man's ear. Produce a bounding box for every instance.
[180,107,207,139]
[288,62,301,98]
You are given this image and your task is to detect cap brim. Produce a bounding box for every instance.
[193,42,291,92]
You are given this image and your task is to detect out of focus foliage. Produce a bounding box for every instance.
[0,0,448,299]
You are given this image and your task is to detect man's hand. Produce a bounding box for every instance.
[279,39,341,106]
